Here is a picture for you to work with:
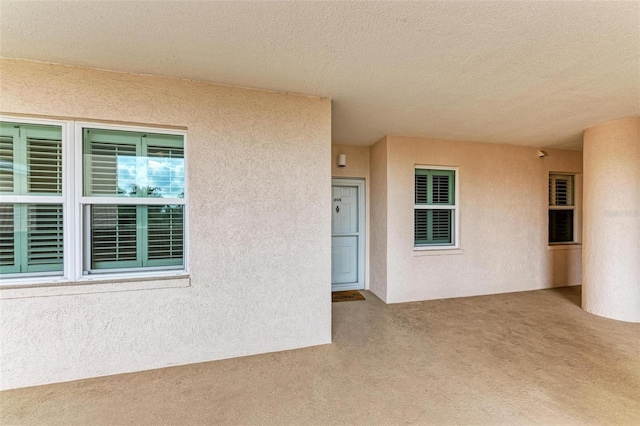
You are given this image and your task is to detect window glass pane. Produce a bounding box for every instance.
[415,168,455,247]
[415,169,454,205]
[26,204,64,272]
[90,205,139,269]
[432,209,452,242]
[414,209,452,245]
[0,122,62,195]
[88,204,184,272]
[148,205,184,264]
[549,175,574,206]
[27,128,63,194]
[0,204,16,271]
[84,129,184,198]
[414,209,429,244]
[86,140,137,196]
[0,133,14,193]
[549,210,574,243]
[415,174,428,204]
[0,203,63,275]
[146,145,184,198]
[432,174,452,204]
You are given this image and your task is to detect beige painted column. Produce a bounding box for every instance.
[582,117,640,322]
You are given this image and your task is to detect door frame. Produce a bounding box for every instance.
[331,178,366,291]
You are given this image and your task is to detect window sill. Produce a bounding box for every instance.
[0,273,190,299]
[413,248,463,256]
[548,244,582,251]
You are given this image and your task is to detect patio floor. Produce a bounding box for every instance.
[1,286,639,425]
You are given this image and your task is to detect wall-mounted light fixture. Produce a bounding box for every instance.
[538,150,547,158]
[337,154,347,167]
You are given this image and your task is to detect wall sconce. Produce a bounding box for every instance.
[538,150,547,158]
[337,154,347,168]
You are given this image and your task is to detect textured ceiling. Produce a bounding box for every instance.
[1,1,639,149]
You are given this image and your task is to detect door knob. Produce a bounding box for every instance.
[336,206,340,213]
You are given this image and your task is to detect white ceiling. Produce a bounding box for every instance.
[1,1,639,149]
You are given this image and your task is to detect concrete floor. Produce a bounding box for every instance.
[1,286,639,425]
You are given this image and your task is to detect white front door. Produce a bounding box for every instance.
[331,179,364,291]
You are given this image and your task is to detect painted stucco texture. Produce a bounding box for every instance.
[583,116,640,322]
[331,144,371,289]
[0,59,332,390]
[371,136,583,303]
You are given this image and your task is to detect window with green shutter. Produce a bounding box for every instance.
[0,118,188,284]
[0,122,64,276]
[82,128,185,273]
[549,174,575,244]
[414,168,457,247]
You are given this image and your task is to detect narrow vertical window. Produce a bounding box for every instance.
[549,174,574,244]
[0,122,64,276]
[414,168,457,247]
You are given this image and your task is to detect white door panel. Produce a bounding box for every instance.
[331,236,358,284]
[331,181,364,291]
[332,186,357,235]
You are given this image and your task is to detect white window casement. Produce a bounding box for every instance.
[414,166,459,250]
[0,120,66,277]
[548,174,575,244]
[0,117,188,287]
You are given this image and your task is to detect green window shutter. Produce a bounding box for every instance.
[414,209,429,244]
[25,126,63,194]
[25,204,63,272]
[84,129,138,197]
[0,204,63,274]
[415,169,455,246]
[84,128,185,273]
[0,123,62,196]
[146,143,185,198]
[0,129,16,193]
[432,173,453,204]
[431,209,452,242]
[1,122,64,277]
[90,205,141,270]
[414,209,453,245]
[415,172,429,204]
[415,169,454,205]
[89,204,185,271]
[0,204,19,273]
[147,205,184,267]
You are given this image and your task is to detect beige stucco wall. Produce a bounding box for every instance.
[583,117,640,322]
[371,135,583,303]
[369,137,388,301]
[331,144,370,288]
[0,59,332,389]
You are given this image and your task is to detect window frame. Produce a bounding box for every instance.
[0,116,189,287]
[548,173,576,245]
[0,116,72,282]
[414,165,460,250]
